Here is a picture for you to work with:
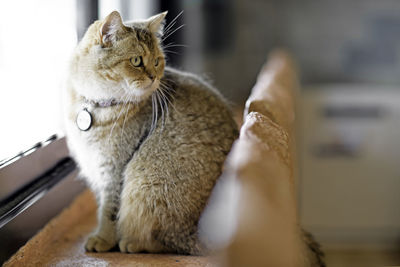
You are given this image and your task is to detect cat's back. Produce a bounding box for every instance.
[163,67,236,125]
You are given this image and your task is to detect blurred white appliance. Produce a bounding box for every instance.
[299,84,400,250]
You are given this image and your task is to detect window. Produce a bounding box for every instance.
[0,0,77,160]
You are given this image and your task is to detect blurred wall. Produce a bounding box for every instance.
[275,0,400,85]
[299,86,400,249]
[176,0,400,104]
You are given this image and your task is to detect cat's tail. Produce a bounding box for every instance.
[302,229,326,267]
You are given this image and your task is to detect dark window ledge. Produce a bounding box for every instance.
[0,136,85,264]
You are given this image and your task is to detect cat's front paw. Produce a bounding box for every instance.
[85,234,116,252]
[119,239,141,253]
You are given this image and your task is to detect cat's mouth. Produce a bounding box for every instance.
[124,79,160,100]
[141,79,160,92]
[142,80,158,90]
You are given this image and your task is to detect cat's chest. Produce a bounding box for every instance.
[72,119,139,156]
[68,107,148,170]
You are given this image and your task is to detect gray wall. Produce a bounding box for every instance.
[178,0,400,104]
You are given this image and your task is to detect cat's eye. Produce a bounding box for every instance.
[131,56,143,67]
[154,57,160,67]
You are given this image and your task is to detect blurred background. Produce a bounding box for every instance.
[1,0,400,266]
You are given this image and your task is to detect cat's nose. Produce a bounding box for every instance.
[148,74,155,81]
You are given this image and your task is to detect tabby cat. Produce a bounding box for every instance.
[64,11,238,255]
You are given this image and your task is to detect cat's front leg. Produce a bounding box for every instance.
[85,176,121,252]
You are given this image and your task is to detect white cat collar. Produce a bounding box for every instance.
[84,98,122,108]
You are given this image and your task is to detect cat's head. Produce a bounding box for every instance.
[71,11,167,102]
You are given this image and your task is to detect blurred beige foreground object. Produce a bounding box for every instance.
[245,50,297,135]
[200,50,324,267]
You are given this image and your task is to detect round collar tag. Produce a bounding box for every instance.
[76,109,92,131]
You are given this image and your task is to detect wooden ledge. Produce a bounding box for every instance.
[4,189,211,267]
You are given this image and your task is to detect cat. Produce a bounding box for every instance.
[63,10,238,255]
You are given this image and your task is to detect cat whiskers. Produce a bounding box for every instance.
[160,11,186,58]
[150,93,158,133]
[159,81,179,114]
[162,49,181,55]
[157,88,171,116]
[162,43,188,55]
[150,80,181,134]
[156,89,166,129]
[162,43,188,49]
[163,10,184,38]
[110,80,175,139]
[162,23,185,43]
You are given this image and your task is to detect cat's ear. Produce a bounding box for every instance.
[146,11,168,36]
[100,11,126,47]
